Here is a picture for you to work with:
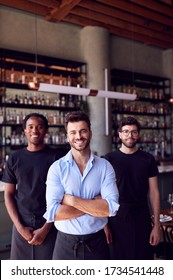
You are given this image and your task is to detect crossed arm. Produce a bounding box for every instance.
[54,194,109,221]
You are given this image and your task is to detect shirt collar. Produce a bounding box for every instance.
[65,150,95,165]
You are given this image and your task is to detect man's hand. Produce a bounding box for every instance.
[17,225,34,242]
[104,224,112,244]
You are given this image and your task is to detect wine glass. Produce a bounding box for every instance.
[167,193,173,214]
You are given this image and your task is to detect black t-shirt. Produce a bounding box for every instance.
[105,149,158,204]
[2,146,65,217]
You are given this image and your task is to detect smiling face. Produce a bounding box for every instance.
[24,116,47,150]
[118,124,140,149]
[66,120,92,152]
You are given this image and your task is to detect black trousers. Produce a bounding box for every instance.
[10,214,57,260]
[53,229,110,260]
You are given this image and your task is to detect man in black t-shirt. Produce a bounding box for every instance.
[2,113,64,260]
[105,116,160,260]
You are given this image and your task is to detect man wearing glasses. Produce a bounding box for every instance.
[105,116,160,260]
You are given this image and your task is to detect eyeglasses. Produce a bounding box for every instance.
[120,130,139,137]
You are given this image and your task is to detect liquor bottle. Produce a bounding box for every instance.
[56,111,60,124]
[14,94,19,104]
[45,95,51,106]
[28,93,33,105]
[19,111,23,124]
[11,132,16,145]
[67,76,72,86]
[53,113,57,125]
[10,68,15,83]
[19,94,24,104]
[48,113,53,125]
[50,73,54,84]
[20,132,25,145]
[33,93,37,105]
[15,133,20,145]
[37,94,41,105]
[33,71,37,83]
[21,69,26,84]
[60,112,64,124]
[68,95,74,107]
[149,88,153,99]
[24,93,28,104]
[6,135,11,145]
[60,96,66,107]
[41,94,45,106]
[59,75,63,85]
[0,109,4,124]
[16,111,20,124]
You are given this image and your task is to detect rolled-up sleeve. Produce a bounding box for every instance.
[43,162,64,222]
[101,160,119,217]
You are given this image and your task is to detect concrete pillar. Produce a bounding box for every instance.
[80,26,111,156]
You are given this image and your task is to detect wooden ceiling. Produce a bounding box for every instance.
[1,0,173,49]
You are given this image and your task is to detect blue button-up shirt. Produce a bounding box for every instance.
[44,151,119,234]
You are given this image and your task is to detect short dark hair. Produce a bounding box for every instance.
[23,113,49,130]
[118,116,141,132]
[65,111,91,131]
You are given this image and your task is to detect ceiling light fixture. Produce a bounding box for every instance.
[38,83,137,101]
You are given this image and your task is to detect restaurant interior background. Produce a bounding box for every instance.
[0,0,173,259]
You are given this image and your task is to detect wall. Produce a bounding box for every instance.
[0,6,82,62]
[110,36,164,76]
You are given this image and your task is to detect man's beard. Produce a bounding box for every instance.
[121,139,138,149]
[69,138,90,152]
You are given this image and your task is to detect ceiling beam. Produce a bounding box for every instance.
[99,0,173,28]
[108,24,173,49]
[68,6,173,44]
[45,0,82,21]
[130,0,173,17]
[79,0,173,35]
[64,14,173,49]
[27,0,59,7]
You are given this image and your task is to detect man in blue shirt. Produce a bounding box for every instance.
[44,111,119,259]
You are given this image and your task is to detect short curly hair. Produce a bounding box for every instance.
[118,116,141,132]
[23,113,48,130]
[65,111,91,131]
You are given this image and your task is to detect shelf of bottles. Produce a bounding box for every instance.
[0,48,87,88]
[0,88,83,176]
[0,48,87,176]
[111,69,172,157]
[112,113,171,157]
[0,87,83,145]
